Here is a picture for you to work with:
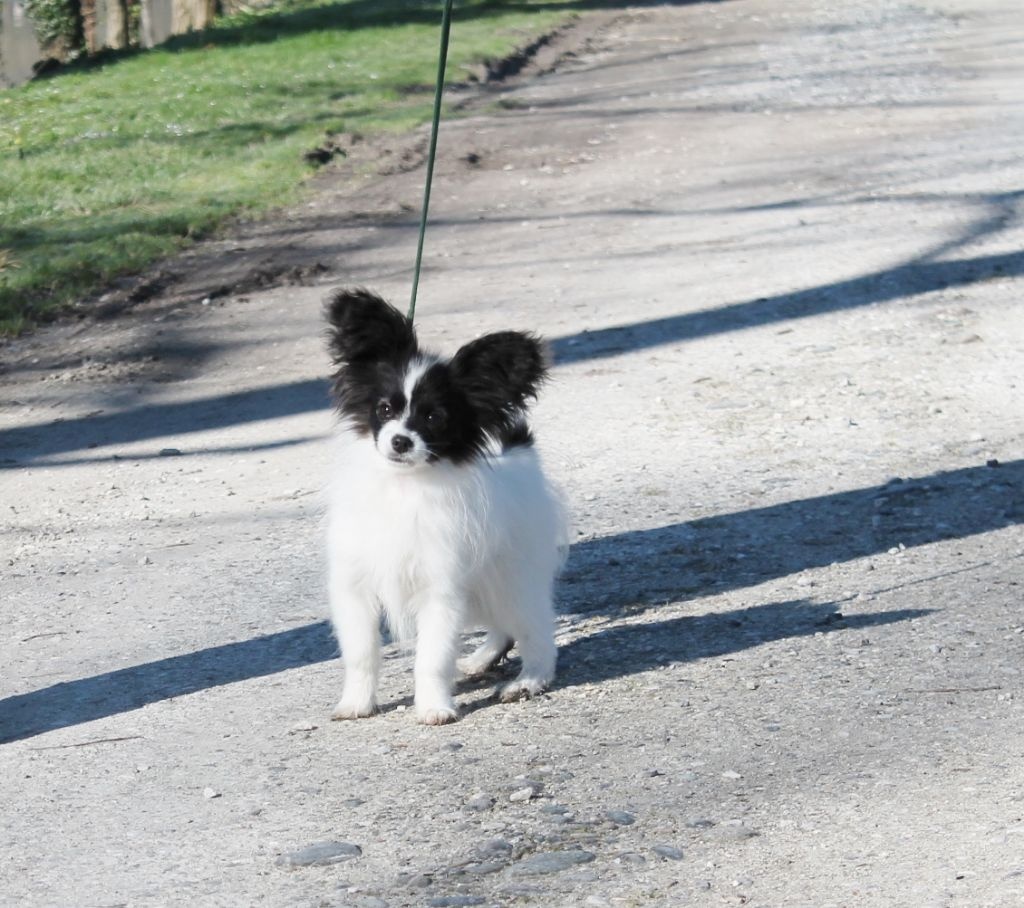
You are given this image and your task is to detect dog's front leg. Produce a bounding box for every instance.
[414,594,462,725]
[330,578,381,720]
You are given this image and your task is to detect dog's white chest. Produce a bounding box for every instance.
[328,457,480,600]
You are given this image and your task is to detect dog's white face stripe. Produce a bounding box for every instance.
[401,357,434,414]
[374,357,435,467]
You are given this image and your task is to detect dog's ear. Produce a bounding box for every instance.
[325,288,417,365]
[450,331,548,427]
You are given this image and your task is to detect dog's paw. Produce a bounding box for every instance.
[498,677,548,703]
[416,705,459,726]
[331,699,378,721]
[457,655,496,679]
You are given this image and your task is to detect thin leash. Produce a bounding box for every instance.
[408,0,455,323]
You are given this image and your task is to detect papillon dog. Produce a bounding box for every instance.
[324,289,565,725]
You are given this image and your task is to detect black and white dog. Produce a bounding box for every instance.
[324,289,564,724]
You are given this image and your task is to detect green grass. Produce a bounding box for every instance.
[0,0,586,334]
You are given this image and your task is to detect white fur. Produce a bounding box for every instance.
[326,427,565,725]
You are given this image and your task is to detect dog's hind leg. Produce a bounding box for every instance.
[499,634,557,702]
[458,630,513,678]
[498,581,557,702]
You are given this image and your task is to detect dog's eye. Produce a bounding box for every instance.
[376,401,394,420]
[425,409,446,428]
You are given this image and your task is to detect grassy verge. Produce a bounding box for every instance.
[0,0,585,335]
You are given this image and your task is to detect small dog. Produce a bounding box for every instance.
[324,289,565,725]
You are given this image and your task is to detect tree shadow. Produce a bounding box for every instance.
[549,186,1024,365]
[562,459,1022,613]
[39,0,725,80]
[550,247,1024,365]
[0,378,332,467]
[2,458,1015,743]
[553,599,930,688]
[0,623,339,745]
[22,434,323,469]
[6,219,1021,467]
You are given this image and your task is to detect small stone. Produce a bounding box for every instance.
[686,818,715,829]
[721,770,742,780]
[139,556,152,566]
[289,721,318,734]
[203,787,221,799]
[394,873,418,886]
[509,786,537,802]
[476,838,513,858]
[275,841,362,868]
[405,873,433,888]
[604,809,635,826]
[652,844,684,860]
[466,793,495,811]
[466,861,505,875]
[426,897,486,907]
[617,852,646,864]
[713,824,759,841]
[159,447,182,457]
[511,850,595,876]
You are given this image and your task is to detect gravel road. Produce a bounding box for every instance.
[2,0,1023,905]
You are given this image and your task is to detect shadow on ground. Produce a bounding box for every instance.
[563,459,1022,611]
[5,244,1021,466]
[41,0,723,81]
[2,459,1016,743]
[550,248,1024,365]
[0,378,332,468]
[553,599,930,688]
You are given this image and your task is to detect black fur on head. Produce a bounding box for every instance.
[325,288,417,370]
[325,287,548,463]
[448,330,548,446]
[325,288,418,434]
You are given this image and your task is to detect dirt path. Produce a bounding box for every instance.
[2,1,1024,905]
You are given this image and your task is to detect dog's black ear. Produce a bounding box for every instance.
[450,331,548,429]
[325,288,417,365]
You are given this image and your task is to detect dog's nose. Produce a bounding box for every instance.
[391,434,413,454]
